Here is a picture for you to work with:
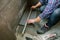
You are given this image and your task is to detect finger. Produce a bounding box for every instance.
[27,20,32,24]
[27,20,31,23]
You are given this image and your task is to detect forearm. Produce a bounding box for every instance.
[34,16,41,22]
[35,2,42,8]
[39,0,58,19]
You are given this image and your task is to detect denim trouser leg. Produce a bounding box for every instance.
[46,8,60,28]
[40,5,60,28]
[40,5,46,12]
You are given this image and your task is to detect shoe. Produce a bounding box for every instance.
[37,25,50,34]
[26,37,32,40]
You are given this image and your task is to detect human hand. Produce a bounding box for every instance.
[31,6,36,9]
[27,19,35,24]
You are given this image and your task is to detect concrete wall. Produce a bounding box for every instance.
[0,0,39,40]
[0,0,26,40]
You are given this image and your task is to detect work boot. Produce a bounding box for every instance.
[37,25,50,34]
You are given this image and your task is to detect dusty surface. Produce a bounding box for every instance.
[16,20,60,40]
[0,0,27,40]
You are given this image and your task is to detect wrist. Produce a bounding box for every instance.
[35,16,41,23]
[33,5,37,8]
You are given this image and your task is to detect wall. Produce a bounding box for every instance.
[0,0,39,40]
[0,0,26,40]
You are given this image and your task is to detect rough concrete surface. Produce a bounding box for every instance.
[16,21,60,40]
[0,0,27,40]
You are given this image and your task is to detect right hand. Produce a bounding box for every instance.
[27,19,35,24]
[31,6,36,9]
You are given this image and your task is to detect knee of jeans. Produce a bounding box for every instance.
[40,5,46,12]
[53,8,60,15]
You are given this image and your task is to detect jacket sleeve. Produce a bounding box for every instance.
[39,0,58,19]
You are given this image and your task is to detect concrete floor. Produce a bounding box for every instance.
[16,9,60,40]
[15,20,60,40]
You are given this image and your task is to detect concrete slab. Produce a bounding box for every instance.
[29,10,37,19]
[19,10,29,25]
[19,10,39,25]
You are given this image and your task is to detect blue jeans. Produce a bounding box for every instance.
[40,5,60,28]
